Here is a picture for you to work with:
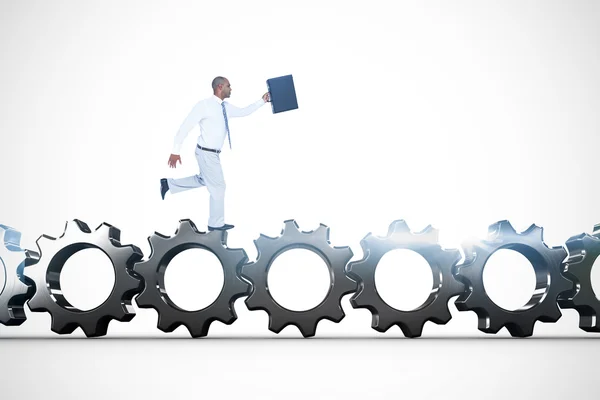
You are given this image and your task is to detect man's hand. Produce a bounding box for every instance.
[263,92,271,102]
[168,154,181,168]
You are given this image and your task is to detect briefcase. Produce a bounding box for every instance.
[266,74,298,114]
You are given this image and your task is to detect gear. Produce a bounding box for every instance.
[557,223,600,332]
[133,219,250,337]
[454,220,573,337]
[24,219,143,337]
[241,219,356,337]
[0,224,39,327]
[346,220,463,337]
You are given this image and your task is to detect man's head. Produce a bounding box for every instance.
[212,76,231,100]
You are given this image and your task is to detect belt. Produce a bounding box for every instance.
[197,144,221,154]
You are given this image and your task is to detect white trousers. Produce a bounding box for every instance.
[167,147,226,227]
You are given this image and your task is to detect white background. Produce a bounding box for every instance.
[1,1,600,399]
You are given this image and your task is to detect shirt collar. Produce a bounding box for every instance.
[213,94,224,104]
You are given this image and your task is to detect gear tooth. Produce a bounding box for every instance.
[314,224,330,241]
[254,234,276,251]
[1,225,21,248]
[206,230,226,247]
[507,322,535,338]
[593,223,600,239]
[132,258,151,276]
[459,240,477,264]
[135,289,153,308]
[298,323,317,338]
[328,306,345,323]
[420,225,439,244]
[350,290,368,308]
[219,230,233,247]
[479,316,502,334]
[388,220,410,235]
[579,315,600,332]
[551,246,568,264]
[240,261,257,280]
[177,219,201,236]
[454,292,475,311]
[95,222,119,241]
[188,323,211,338]
[565,239,586,265]
[399,322,424,338]
[372,314,394,332]
[244,293,263,310]
[445,248,462,265]
[282,219,300,235]
[216,306,238,325]
[125,269,143,291]
[157,314,179,333]
[268,316,288,334]
[27,292,47,312]
[345,259,367,278]
[520,223,544,241]
[23,249,40,267]
[545,306,563,323]
[333,245,353,263]
[233,274,251,294]
[148,232,170,254]
[36,234,57,253]
[488,220,516,238]
[65,219,91,237]
[51,319,78,335]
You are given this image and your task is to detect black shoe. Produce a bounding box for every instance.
[208,224,235,231]
[160,178,169,200]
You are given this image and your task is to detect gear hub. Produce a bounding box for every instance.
[346,220,463,337]
[241,219,356,337]
[454,220,573,337]
[24,220,143,337]
[133,219,250,337]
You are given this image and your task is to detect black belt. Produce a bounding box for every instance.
[197,144,221,154]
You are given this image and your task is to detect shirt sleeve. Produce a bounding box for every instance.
[172,101,205,155]
[225,98,266,118]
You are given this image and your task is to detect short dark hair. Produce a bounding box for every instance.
[212,76,227,90]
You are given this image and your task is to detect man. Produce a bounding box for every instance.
[160,76,270,231]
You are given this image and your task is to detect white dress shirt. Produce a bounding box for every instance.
[172,94,266,154]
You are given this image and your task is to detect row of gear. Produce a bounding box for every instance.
[1,219,600,338]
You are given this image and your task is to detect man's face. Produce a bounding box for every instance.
[221,80,232,98]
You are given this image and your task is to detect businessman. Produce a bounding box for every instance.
[160,76,270,231]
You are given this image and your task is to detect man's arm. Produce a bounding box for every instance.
[225,92,270,118]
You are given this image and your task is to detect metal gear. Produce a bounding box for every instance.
[241,219,356,337]
[24,219,143,337]
[133,219,250,337]
[346,220,463,337]
[557,223,600,332]
[0,224,39,327]
[454,220,573,337]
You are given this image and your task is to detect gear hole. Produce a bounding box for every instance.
[267,249,331,312]
[0,258,6,295]
[483,249,537,311]
[591,256,600,301]
[59,248,116,311]
[0,258,6,296]
[163,248,224,312]
[375,249,434,312]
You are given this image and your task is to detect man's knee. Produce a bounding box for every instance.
[208,182,226,199]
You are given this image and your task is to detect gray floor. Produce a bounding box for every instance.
[1,336,597,400]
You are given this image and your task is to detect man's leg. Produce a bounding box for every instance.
[167,173,206,194]
[196,150,226,228]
